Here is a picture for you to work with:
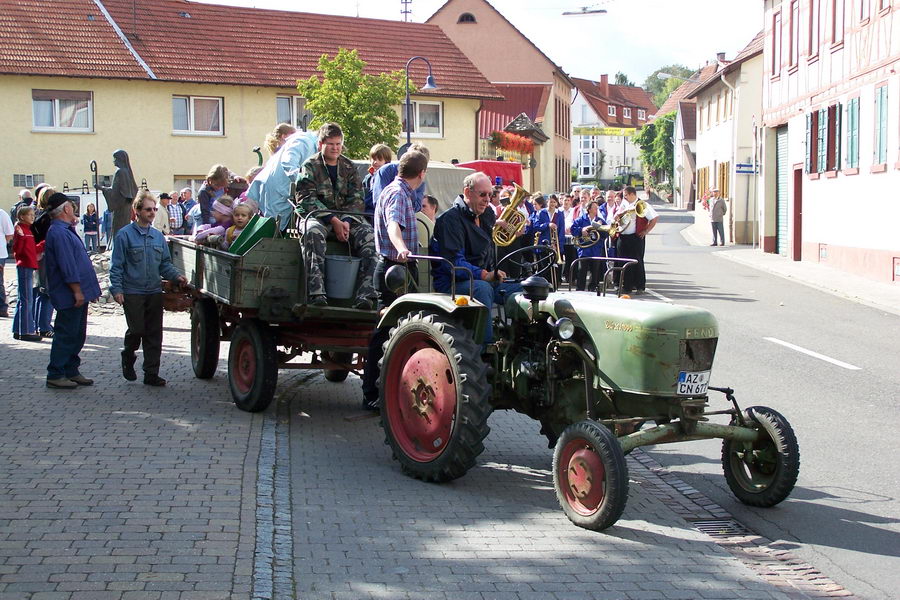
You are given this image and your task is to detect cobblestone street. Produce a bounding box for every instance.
[0,311,851,599]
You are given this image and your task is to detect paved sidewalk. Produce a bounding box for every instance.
[678,209,900,317]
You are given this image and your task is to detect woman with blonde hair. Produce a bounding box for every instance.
[198,164,230,225]
[265,123,296,155]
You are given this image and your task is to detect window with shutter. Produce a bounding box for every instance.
[817,108,827,172]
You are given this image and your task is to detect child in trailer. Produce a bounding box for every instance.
[192,195,233,244]
[221,203,254,251]
[197,164,229,225]
[12,205,42,342]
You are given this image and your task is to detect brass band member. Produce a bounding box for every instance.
[614,186,659,295]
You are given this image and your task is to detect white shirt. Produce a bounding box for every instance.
[616,199,658,235]
[153,202,171,234]
[0,209,14,259]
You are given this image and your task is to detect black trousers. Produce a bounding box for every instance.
[361,258,419,403]
[122,293,164,376]
[574,259,603,292]
[615,234,647,292]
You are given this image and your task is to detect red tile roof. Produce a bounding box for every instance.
[686,31,764,98]
[571,77,657,128]
[678,101,697,139]
[478,83,550,138]
[654,63,719,117]
[1,0,501,100]
[0,0,148,79]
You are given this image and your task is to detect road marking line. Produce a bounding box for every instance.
[763,337,862,370]
[646,289,673,302]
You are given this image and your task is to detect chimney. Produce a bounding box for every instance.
[600,74,609,97]
[716,52,726,62]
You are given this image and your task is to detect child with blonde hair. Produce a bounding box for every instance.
[222,203,254,251]
[198,164,229,225]
[192,195,233,244]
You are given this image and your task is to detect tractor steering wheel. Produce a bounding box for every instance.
[496,244,558,284]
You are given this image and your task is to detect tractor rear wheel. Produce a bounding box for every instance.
[722,406,799,507]
[228,319,278,413]
[379,311,491,483]
[553,420,628,531]
[190,298,219,379]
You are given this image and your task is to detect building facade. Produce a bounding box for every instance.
[1,0,499,201]
[761,0,900,282]
[690,35,764,245]
[427,0,574,192]
[570,75,657,187]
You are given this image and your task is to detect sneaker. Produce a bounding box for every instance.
[143,374,167,387]
[39,330,54,338]
[309,295,328,307]
[122,354,137,381]
[46,378,77,389]
[352,298,374,311]
[69,374,94,386]
[362,397,380,412]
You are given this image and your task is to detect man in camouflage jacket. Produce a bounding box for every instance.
[295,122,376,309]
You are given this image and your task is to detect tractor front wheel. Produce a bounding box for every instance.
[553,420,628,531]
[379,311,491,483]
[722,406,799,507]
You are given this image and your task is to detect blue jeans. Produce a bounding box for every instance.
[84,233,99,253]
[13,267,35,335]
[0,257,7,314]
[453,279,522,343]
[47,304,88,380]
[33,290,54,333]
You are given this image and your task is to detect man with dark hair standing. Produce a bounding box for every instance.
[296,122,376,310]
[614,186,659,295]
[42,193,101,389]
[361,149,429,411]
[109,192,187,387]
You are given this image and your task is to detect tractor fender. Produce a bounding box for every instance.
[377,293,490,345]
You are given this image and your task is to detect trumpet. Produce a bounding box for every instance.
[492,183,530,247]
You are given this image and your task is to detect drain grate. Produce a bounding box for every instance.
[688,518,753,539]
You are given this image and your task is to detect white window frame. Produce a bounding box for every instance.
[623,107,632,119]
[402,100,443,138]
[31,90,93,133]
[608,105,617,117]
[276,95,313,129]
[579,151,595,177]
[579,136,596,150]
[638,109,646,120]
[172,95,224,136]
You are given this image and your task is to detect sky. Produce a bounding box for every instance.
[191,0,762,85]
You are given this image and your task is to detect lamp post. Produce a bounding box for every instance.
[400,56,438,157]
[656,72,701,84]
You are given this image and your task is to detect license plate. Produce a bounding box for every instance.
[677,370,710,396]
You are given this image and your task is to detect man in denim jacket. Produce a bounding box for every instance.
[109,191,186,386]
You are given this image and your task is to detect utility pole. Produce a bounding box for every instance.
[401,0,412,22]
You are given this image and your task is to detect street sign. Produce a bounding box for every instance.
[573,126,637,137]
[736,162,757,174]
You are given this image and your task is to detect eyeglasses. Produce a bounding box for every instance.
[475,191,490,198]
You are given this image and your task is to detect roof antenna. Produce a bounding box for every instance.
[401,0,412,22]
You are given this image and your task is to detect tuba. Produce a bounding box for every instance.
[573,222,603,249]
[600,199,648,240]
[492,183,530,247]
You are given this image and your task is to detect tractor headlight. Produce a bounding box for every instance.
[555,317,575,340]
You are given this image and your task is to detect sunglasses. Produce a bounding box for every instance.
[475,191,490,198]
[143,207,158,212]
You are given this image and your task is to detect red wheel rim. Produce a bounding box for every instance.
[233,337,256,394]
[384,331,457,462]
[557,438,606,516]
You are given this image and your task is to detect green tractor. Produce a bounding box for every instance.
[612,165,644,189]
[376,250,799,531]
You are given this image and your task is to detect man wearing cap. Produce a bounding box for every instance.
[42,193,101,389]
[709,188,727,246]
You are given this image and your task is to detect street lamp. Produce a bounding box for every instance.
[400,56,439,157]
[656,72,701,84]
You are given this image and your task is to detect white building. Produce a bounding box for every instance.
[760,0,900,283]
[570,75,656,186]
[689,34,764,244]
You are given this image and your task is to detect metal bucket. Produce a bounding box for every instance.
[324,254,361,299]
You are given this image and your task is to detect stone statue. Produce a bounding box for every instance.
[98,149,138,241]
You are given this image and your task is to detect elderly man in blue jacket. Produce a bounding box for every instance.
[109,191,186,386]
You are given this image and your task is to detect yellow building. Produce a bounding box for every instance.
[1,0,500,198]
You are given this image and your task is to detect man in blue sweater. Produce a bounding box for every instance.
[109,191,187,386]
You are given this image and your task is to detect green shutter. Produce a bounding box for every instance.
[876,87,888,164]
[833,104,841,171]
[817,108,827,173]
[848,98,859,169]
[805,113,812,173]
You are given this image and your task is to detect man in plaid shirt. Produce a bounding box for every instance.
[361,148,429,412]
[165,193,184,234]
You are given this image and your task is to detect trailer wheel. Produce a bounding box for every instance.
[228,319,278,413]
[323,352,352,383]
[379,311,491,482]
[553,420,628,531]
[190,298,220,379]
[722,406,799,507]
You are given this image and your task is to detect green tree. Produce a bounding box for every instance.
[297,48,405,159]
[642,64,694,107]
[614,71,634,86]
[633,111,676,181]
